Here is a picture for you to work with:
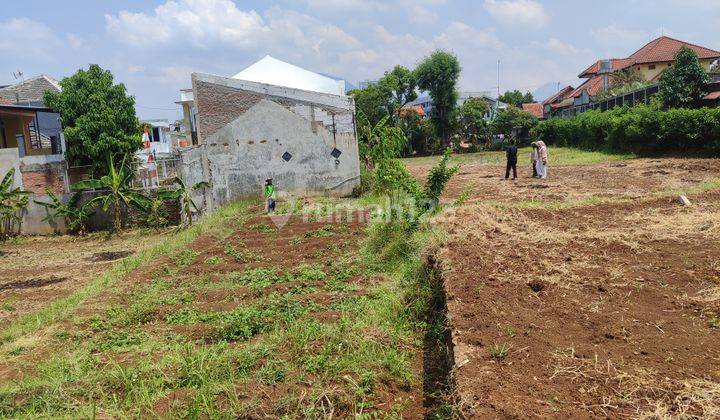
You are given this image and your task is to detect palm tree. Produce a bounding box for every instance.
[34,189,98,235]
[159,177,209,226]
[0,168,30,237]
[72,153,147,233]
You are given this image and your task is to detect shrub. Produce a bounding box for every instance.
[531,105,720,156]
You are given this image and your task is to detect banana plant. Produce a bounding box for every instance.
[0,168,30,238]
[159,177,209,226]
[72,153,147,233]
[34,189,98,235]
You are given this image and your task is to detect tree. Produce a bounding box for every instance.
[491,106,538,143]
[158,177,210,226]
[72,153,147,233]
[356,113,406,169]
[378,65,418,123]
[415,50,461,146]
[659,46,711,108]
[456,97,489,146]
[498,90,534,107]
[44,64,142,175]
[0,168,29,238]
[348,83,392,127]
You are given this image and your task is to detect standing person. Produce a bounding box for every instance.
[536,140,548,179]
[505,138,518,180]
[530,142,539,178]
[264,178,276,214]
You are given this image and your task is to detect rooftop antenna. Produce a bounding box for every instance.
[12,70,24,83]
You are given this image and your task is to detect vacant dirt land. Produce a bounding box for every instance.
[406,153,720,203]
[0,230,169,325]
[0,204,424,418]
[410,152,720,418]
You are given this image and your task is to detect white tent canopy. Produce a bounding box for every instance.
[232,55,346,96]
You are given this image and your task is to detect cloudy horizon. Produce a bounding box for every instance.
[3,0,719,121]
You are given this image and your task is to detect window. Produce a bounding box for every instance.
[152,127,161,142]
[648,64,656,70]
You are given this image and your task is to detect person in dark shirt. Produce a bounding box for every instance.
[505,137,518,180]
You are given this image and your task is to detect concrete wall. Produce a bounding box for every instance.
[0,148,21,188]
[183,73,360,212]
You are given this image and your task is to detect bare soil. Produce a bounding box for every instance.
[0,230,170,325]
[407,158,720,203]
[426,157,720,418]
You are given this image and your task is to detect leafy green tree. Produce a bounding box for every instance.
[348,83,392,127]
[0,168,29,238]
[659,46,711,108]
[456,97,489,145]
[492,106,538,143]
[498,90,534,107]
[378,65,418,123]
[158,177,210,226]
[34,190,98,235]
[72,153,147,233]
[44,64,142,175]
[415,50,461,146]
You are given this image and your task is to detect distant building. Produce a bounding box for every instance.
[555,36,720,115]
[0,75,69,234]
[176,56,360,213]
[406,92,508,121]
[521,102,544,119]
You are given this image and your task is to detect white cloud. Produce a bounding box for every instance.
[435,21,502,50]
[592,26,650,52]
[105,0,268,48]
[483,0,549,27]
[127,65,145,73]
[0,18,60,57]
[545,38,580,55]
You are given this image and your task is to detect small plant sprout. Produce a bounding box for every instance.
[490,343,510,361]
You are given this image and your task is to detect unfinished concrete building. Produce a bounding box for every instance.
[180,67,360,212]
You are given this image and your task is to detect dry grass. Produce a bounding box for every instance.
[549,349,720,418]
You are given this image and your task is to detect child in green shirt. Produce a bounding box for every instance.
[264,178,276,214]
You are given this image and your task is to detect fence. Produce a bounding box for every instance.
[68,157,182,191]
[556,84,660,118]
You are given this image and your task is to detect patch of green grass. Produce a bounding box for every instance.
[304,224,338,238]
[224,243,262,263]
[402,146,635,168]
[204,256,223,265]
[173,249,200,266]
[249,223,275,233]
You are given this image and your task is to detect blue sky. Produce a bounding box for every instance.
[3,0,720,120]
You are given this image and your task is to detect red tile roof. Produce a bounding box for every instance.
[400,104,425,117]
[522,102,544,119]
[569,76,604,98]
[542,86,575,105]
[578,58,632,78]
[628,36,720,65]
[0,98,9,105]
[578,36,720,78]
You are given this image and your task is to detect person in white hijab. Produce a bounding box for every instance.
[535,140,548,179]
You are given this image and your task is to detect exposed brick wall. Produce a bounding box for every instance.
[194,80,262,140]
[21,165,65,194]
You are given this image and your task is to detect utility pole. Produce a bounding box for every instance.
[496,59,500,117]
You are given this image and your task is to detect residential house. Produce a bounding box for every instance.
[177,56,360,214]
[406,92,508,121]
[541,86,575,118]
[521,102,544,119]
[0,75,69,234]
[561,36,720,114]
